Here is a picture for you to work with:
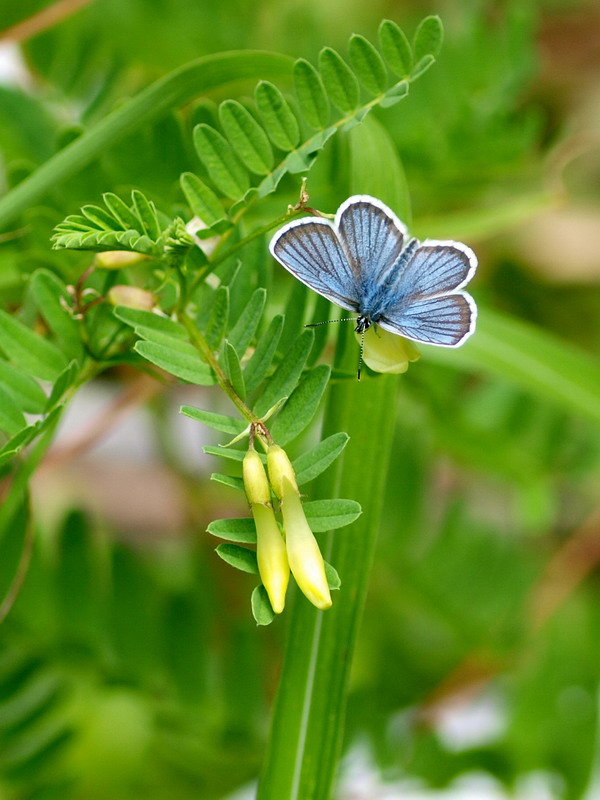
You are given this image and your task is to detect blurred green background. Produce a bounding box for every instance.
[0,0,599,798]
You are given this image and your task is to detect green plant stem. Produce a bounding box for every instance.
[257,325,399,800]
[179,312,259,425]
[0,51,293,229]
[187,210,301,298]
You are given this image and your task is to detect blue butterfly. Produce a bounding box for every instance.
[269,195,477,349]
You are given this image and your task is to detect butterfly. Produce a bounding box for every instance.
[269,195,477,357]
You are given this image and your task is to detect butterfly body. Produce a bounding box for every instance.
[269,195,477,349]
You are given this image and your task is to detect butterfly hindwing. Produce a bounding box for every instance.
[398,241,477,301]
[379,292,476,347]
[269,218,359,312]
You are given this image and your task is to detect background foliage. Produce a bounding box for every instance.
[0,0,599,799]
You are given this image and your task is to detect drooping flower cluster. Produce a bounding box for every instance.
[243,442,331,614]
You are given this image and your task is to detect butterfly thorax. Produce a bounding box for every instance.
[356,238,420,324]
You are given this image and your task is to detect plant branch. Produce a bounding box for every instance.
[179,312,260,425]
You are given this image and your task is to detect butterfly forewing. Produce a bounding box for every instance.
[336,196,406,287]
[380,292,476,347]
[269,218,359,311]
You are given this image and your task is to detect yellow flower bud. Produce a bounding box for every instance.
[356,327,420,374]
[266,444,298,499]
[243,449,289,613]
[280,475,331,611]
[251,503,289,614]
[243,449,271,506]
[95,251,147,269]
[107,285,155,310]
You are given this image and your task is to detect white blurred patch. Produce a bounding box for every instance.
[0,42,31,88]
[434,693,506,752]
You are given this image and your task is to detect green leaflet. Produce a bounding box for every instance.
[293,58,330,129]
[203,286,229,351]
[243,315,284,396]
[378,19,413,77]
[255,81,300,151]
[216,543,258,573]
[270,365,331,446]
[318,48,360,113]
[193,124,250,199]
[113,307,188,341]
[103,192,140,230]
[252,585,275,626]
[219,100,274,175]
[131,190,162,240]
[0,360,47,414]
[348,34,387,96]
[207,518,257,543]
[203,445,251,463]
[45,361,79,411]
[228,288,266,355]
[0,311,68,382]
[0,385,27,436]
[180,406,246,435]
[30,270,83,362]
[293,432,350,486]
[134,340,215,385]
[180,172,226,228]
[210,473,245,491]
[413,14,444,61]
[280,281,309,355]
[301,499,362,532]
[81,203,117,230]
[223,342,246,399]
[253,329,314,417]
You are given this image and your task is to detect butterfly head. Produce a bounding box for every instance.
[354,315,372,334]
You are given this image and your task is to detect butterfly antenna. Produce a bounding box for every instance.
[357,331,365,381]
[305,318,356,328]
